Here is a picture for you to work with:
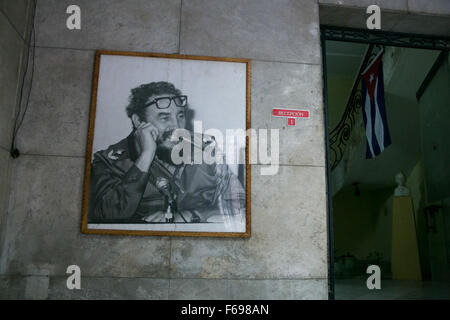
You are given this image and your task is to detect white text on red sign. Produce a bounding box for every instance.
[272,108,310,118]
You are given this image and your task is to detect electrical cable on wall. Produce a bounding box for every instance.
[10,0,37,159]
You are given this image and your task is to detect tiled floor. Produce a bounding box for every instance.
[335,277,450,300]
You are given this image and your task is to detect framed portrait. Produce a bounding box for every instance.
[81,51,251,237]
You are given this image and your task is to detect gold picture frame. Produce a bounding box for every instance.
[81,51,251,237]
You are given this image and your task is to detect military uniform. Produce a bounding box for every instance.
[88,132,245,224]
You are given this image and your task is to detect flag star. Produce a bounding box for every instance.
[369,73,374,83]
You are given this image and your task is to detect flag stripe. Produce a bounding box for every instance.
[373,80,385,153]
[362,81,375,158]
[370,97,381,157]
[376,61,392,148]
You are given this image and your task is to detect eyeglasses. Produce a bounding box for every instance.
[144,95,188,109]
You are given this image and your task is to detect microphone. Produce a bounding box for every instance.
[155,176,189,223]
[155,177,174,202]
[156,177,175,222]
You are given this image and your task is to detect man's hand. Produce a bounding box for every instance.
[134,122,159,172]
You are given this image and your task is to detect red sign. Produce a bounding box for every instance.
[272,108,310,119]
[287,118,296,126]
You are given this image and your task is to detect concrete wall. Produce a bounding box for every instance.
[0,0,328,300]
[0,0,34,295]
[0,1,32,219]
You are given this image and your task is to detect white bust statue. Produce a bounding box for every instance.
[394,172,410,197]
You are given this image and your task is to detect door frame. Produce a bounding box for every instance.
[320,25,450,300]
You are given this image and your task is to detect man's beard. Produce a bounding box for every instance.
[155,129,181,166]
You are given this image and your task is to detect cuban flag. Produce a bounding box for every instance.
[361,49,391,159]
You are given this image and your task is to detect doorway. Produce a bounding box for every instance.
[321,26,450,299]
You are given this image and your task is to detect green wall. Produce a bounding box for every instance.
[333,186,393,264]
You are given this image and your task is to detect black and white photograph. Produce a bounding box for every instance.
[81,52,251,237]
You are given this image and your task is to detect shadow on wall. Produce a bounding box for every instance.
[333,186,394,279]
[407,159,431,280]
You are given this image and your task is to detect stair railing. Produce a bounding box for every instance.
[329,44,377,170]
